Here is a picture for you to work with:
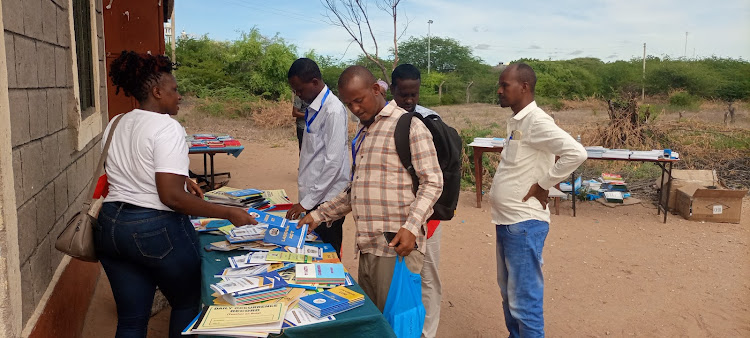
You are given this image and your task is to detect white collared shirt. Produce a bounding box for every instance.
[298,85,351,210]
[414,105,439,118]
[489,101,587,225]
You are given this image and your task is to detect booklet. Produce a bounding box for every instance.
[263,219,307,249]
[184,304,286,336]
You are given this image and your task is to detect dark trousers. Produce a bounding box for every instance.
[311,204,345,257]
[296,125,304,151]
[94,202,201,338]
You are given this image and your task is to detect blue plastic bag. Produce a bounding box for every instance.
[383,256,425,338]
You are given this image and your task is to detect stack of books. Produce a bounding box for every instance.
[186,134,243,149]
[468,137,505,147]
[263,189,294,211]
[298,286,365,318]
[601,173,628,192]
[585,146,608,159]
[601,149,632,159]
[211,271,291,306]
[295,263,346,286]
[604,191,624,203]
[205,187,269,209]
[629,150,663,160]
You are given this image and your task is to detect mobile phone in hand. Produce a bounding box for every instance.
[383,231,418,249]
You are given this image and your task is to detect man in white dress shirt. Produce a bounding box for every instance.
[286,58,350,255]
[490,63,586,337]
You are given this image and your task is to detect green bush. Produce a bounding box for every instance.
[668,91,698,108]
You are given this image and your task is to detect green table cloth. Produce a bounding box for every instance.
[198,233,396,338]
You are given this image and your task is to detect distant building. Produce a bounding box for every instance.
[165,22,173,45]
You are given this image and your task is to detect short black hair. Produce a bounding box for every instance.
[511,63,537,91]
[287,58,322,82]
[391,63,421,89]
[109,50,174,103]
[338,65,376,90]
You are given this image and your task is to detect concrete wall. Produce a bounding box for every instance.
[0,0,107,335]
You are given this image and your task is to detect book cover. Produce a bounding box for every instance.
[299,291,349,312]
[263,220,307,249]
[315,263,346,281]
[327,286,364,303]
[267,251,312,263]
[225,188,263,197]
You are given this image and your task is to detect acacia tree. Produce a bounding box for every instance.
[322,0,407,84]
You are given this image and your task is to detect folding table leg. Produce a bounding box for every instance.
[662,162,673,223]
[209,153,215,190]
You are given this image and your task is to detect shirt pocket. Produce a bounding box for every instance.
[502,139,522,164]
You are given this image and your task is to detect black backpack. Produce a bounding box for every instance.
[395,112,463,220]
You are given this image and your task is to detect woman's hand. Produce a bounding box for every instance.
[185,178,203,198]
[226,208,258,226]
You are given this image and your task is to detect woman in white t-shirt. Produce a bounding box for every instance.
[95,51,257,338]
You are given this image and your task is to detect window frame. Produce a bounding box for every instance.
[68,0,103,151]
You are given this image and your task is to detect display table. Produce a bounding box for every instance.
[470,145,680,223]
[198,233,396,338]
[189,146,245,189]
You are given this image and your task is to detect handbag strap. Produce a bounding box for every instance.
[84,113,126,200]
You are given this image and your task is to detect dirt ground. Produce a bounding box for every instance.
[82,103,749,337]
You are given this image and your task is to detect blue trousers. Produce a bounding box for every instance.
[94,202,202,338]
[495,219,549,338]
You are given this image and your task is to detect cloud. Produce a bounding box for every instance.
[475,44,490,50]
[568,50,584,56]
[606,54,618,59]
[528,45,541,49]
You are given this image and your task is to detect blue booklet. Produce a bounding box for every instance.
[263,219,307,249]
[225,188,263,197]
[299,291,349,313]
[246,207,286,227]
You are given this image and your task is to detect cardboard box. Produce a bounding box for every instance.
[675,185,747,224]
[657,169,718,211]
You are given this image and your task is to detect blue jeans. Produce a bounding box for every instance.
[495,219,549,338]
[94,202,202,338]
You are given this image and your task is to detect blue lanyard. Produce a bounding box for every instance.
[304,88,331,133]
[350,126,366,181]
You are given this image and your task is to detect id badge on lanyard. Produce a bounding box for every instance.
[304,88,331,133]
[350,126,366,181]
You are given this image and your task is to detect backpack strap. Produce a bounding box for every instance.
[395,112,419,194]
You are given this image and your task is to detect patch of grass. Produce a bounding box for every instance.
[710,133,750,150]
[194,92,293,128]
[620,163,662,180]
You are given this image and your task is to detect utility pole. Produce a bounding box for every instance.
[427,20,433,74]
[171,6,176,63]
[642,43,646,102]
[684,31,688,58]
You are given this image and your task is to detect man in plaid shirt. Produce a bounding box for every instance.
[298,66,443,311]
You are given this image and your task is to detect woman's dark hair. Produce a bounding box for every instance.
[109,51,174,102]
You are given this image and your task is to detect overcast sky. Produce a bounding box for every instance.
[175,0,750,65]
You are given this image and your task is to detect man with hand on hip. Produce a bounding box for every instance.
[490,63,586,337]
